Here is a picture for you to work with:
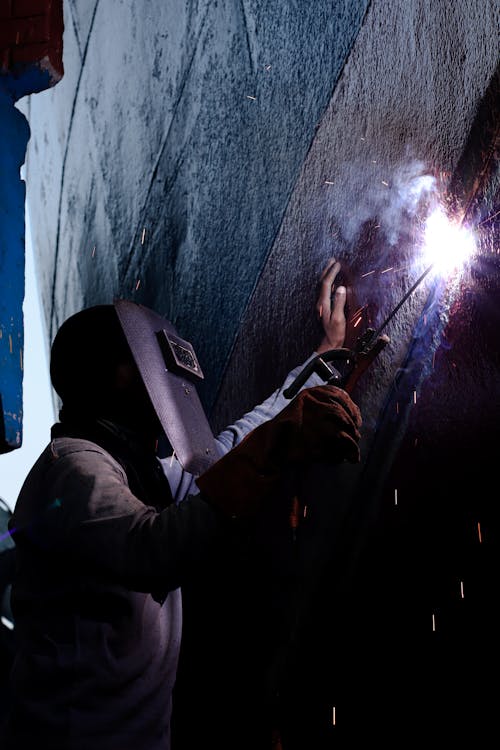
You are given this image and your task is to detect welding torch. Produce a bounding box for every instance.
[283,327,390,400]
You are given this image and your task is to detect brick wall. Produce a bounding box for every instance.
[0,0,63,98]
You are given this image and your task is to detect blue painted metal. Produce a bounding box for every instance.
[5,65,53,104]
[0,47,60,454]
[0,87,30,452]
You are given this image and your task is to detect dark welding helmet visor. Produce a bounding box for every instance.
[113,299,217,475]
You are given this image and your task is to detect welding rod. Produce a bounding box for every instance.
[372,263,434,340]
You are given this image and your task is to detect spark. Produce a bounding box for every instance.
[246,95,256,100]
[350,304,367,322]
[361,269,376,278]
[20,348,23,370]
[9,335,12,353]
[135,279,141,291]
[460,580,464,599]
[353,316,362,328]
[432,613,436,631]
[141,228,146,245]
[332,707,336,725]
[324,180,334,185]
[264,64,272,71]
[477,522,482,543]
[394,489,398,506]
[91,246,96,258]
[381,180,389,186]
[381,266,393,274]
[1,616,14,630]
[303,505,308,519]
[413,390,417,404]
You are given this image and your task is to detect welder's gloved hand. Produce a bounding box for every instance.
[196,385,362,518]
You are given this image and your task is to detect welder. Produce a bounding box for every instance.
[0,259,368,750]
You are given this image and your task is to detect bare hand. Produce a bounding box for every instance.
[316,258,347,353]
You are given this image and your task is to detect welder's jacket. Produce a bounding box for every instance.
[3,419,226,750]
[2,357,323,750]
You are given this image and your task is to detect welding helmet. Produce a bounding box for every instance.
[50,300,217,475]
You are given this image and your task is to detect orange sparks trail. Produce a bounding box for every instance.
[477,522,482,543]
[350,304,367,322]
[353,316,362,328]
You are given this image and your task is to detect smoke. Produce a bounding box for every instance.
[332,158,439,248]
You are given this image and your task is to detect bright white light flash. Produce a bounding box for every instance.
[422,208,476,275]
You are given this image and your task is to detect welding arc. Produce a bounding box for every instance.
[373,264,434,339]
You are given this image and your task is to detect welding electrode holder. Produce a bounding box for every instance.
[283,327,380,400]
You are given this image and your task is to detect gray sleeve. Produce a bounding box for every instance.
[160,352,325,502]
[215,353,325,453]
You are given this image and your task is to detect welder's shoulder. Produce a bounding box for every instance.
[48,436,127,478]
[24,437,127,490]
[10,438,129,530]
